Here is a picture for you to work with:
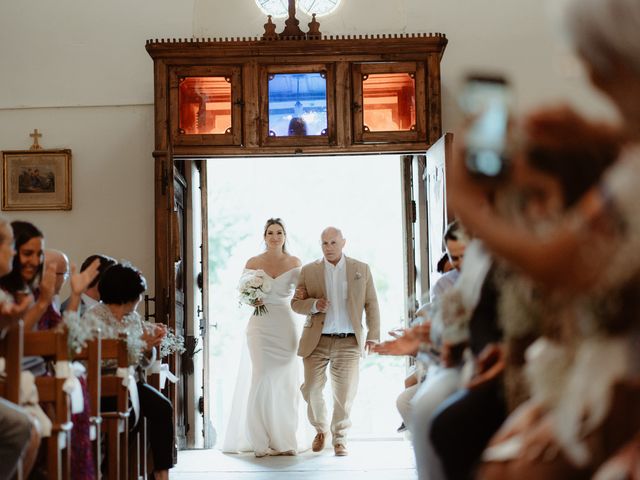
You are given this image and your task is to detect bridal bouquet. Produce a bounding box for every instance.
[238,270,272,316]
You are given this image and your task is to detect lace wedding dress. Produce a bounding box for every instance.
[223,267,310,455]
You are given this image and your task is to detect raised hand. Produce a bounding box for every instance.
[142,323,167,349]
[38,263,57,305]
[69,258,100,296]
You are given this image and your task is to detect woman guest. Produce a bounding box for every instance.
[85,263,174,480]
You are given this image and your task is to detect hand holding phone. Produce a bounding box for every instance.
[461,74,511,178]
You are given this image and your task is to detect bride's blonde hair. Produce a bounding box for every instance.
[263,218,288,253]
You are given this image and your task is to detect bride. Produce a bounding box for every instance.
[223,218,304,457]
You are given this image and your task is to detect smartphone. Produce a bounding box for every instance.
[461,75,510,178]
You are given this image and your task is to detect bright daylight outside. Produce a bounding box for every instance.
[207,155,407,447]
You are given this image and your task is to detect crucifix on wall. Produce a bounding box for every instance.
[29,129,43,150]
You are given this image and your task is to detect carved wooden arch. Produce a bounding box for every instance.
[146,18,447,448]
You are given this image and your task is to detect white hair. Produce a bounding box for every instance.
[321,226,344,240]
[566,0,640,75]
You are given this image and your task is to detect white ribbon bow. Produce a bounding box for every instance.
[20,371,53,437]
[116,366,140,427]
[55,360,84,414]
[148,360,179,389]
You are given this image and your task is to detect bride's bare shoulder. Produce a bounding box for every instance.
[245,255,265,269]
[287,255,303,268]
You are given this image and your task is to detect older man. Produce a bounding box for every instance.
[292,227,379,456]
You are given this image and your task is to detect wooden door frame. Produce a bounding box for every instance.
[150,57,444,453]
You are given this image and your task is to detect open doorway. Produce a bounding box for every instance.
[206,154,407,447]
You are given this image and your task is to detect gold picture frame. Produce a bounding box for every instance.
[2,149,72,211]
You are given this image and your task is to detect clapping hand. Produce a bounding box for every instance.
[38,263,57,305]
[372,330,420,356]
[70,259,100,296]
[388,327,405,339]
[142,323,167,349]
[0,294,33,328]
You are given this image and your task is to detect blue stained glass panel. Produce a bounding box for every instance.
[268,73,328,137]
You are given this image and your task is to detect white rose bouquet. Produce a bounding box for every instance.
[238,270,272,316]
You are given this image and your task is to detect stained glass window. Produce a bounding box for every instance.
[362,73,416,132]
[268,73,328,137]
[179,77,232,135]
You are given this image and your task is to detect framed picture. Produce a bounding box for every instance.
[2,149,72,211]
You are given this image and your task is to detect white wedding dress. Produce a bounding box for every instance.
[223,267,310,455]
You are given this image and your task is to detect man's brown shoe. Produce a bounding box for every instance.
[312,432,326,452]
[334,444,348,456]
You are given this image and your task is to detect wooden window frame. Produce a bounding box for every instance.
[352,62,427,144]
[169,65,243,146]
[259,63,337,147]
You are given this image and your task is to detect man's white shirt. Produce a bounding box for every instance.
[81,293,99,309]
[313,255,354,334]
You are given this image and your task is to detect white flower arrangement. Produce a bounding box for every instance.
[238,270,272,316]
[78,303,185,363]
[64,310,98,354]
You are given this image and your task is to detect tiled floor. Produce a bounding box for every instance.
[172,440,417,479]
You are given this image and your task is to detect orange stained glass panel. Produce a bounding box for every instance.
[179,77,232,135]
[362,73,416,132]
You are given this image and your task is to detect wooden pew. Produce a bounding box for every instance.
[0,320,25,479]
[23,330,72,480]
[0,320,23,403]
[74,335,102,480]
[100,338,130,480]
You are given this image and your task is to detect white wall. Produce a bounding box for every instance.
[0,0,195,293]
[0,0,618,292]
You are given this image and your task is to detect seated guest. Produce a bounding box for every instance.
[440,106,621,480]
[85,263,174,480]
[38,249,69,330]
[374,226,470,480]
[436,252,453,275]
[0,398,40,479]
[0,216,40,478]
[39,248,100,480]
[0,221,55,335]
[430,221,466,302]
[61,254,116,316]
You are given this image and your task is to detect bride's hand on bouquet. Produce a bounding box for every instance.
[253,299,264,307]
